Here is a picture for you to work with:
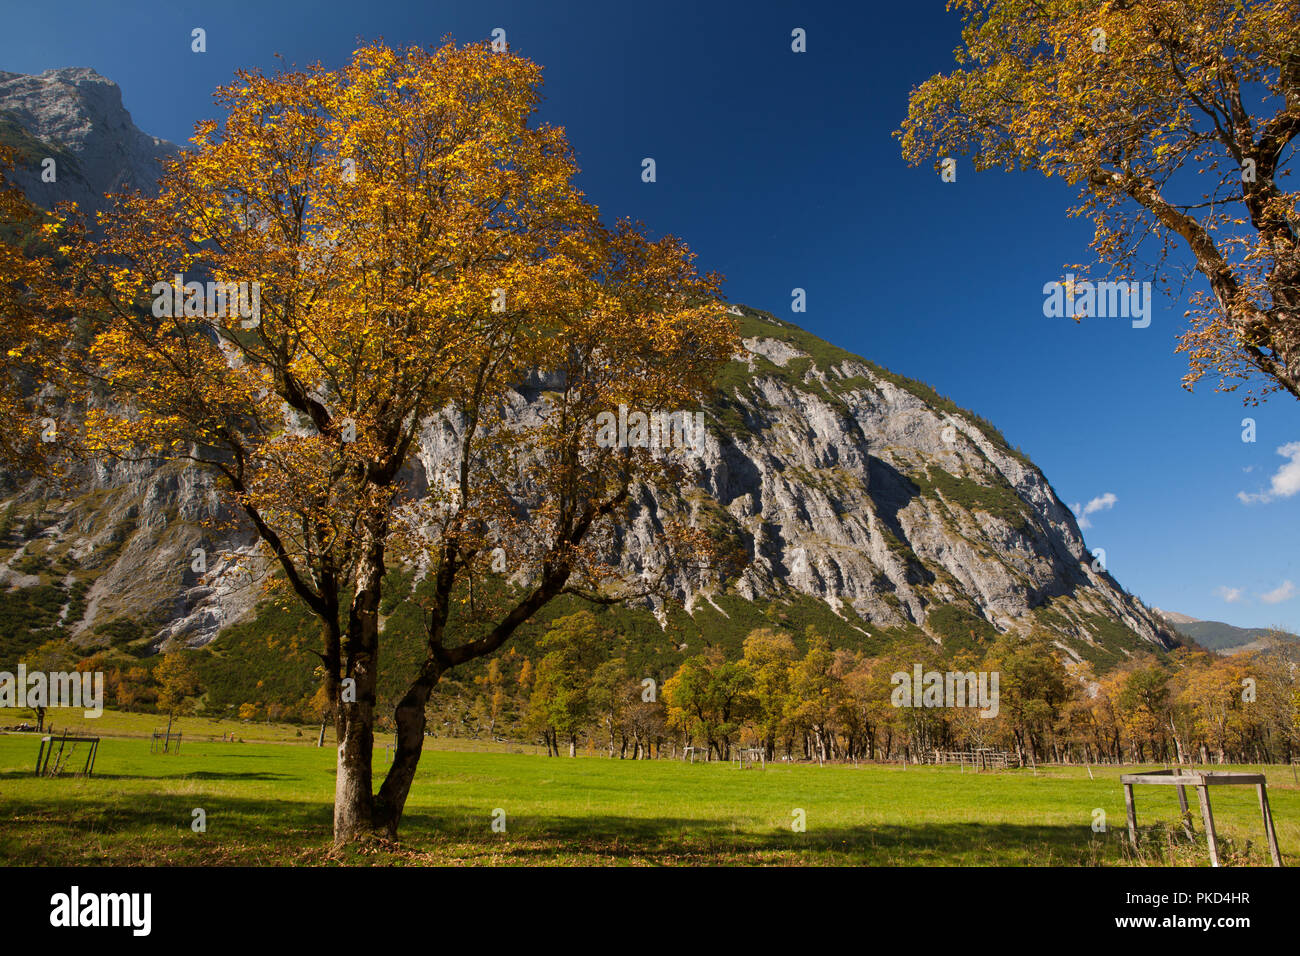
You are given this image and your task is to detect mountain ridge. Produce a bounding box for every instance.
[1153,609,1299,653]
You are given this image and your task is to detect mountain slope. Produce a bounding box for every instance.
[665,309,1175,664]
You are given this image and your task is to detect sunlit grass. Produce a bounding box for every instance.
[2,722,1295,866]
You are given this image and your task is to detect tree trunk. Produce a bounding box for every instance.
[372,659,442,839]
[332,527,384,846]
[334,704,375,844]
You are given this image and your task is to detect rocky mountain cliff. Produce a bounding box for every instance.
[0,68,1179,674]
[0,305,1180,671]
[0,67,178,221]
[646,310,1177,666]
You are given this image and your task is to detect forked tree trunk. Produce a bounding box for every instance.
[334,529,582,843]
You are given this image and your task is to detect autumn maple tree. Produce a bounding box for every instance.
[0,150,70,471]
[70,40,736,843]
[899,0,1300,403]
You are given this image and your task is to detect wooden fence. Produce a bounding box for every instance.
[929,748,1015,770]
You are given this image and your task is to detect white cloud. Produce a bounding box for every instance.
[1260,580,1295,605]
[1238,441,1300,504]
[1216,586,1244,603]
[1071,492,1117,529]
[1084,492,1117,514]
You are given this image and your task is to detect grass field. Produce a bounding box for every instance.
[2,712,1297,866]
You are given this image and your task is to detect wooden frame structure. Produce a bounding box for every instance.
[34,733,100,778]
[1120,769,1282,867]
[150,728,182,754]
[732,746,766,769]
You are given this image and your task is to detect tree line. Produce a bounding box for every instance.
[508,612,1300,766]
[24,606,1299,768]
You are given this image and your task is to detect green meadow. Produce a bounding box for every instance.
[1,711,1296,866]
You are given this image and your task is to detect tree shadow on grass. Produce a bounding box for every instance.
[0,769,293,782]
[0,792,334,865]
[0,793,1124,865]
[175,770,295,781]
[391,806,1116,865]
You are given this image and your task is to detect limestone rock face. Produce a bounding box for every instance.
[660,312,1176,657]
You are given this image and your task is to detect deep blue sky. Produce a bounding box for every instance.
[4,0,1297,631]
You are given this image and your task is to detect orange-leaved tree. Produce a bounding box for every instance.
[69,40,736,843]
[0,149,73,472]
[899,0,1300,403]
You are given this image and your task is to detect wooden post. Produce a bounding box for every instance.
[1176,785,1194,840]
[1196,785,1220,867]
[1124,782,1138,849]
[1256,783,1283,867]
